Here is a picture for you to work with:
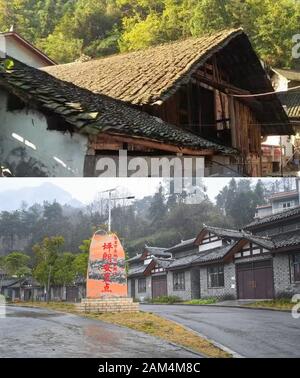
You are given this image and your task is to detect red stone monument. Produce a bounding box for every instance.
[78,231,139,313]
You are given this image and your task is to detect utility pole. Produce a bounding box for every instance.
[98,188,135,232]
[108,190,112,233]
[47,265,52,304]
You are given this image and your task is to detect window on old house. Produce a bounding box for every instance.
[208,265,224,288]
[293,254,300,282]
[173,271,185,291]
[138,278,146,293]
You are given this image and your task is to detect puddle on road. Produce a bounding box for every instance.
[6,310,62,319]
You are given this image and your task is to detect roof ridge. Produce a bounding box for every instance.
[43,28,244,69]
[246,205,300,226]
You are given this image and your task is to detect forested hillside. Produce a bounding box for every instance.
[0,0,300,67]
[0,178,291,258]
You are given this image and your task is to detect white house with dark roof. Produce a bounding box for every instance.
[0,31,55,68]
[255,179,300,219]
[127,208,300,301]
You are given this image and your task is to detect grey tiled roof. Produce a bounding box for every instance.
[1,277,41,288]
[204,225,245,239]
[195,244,235,264]
[204,225,274,249]
[0,278,20,287]
[128,264,147,277]
[166,238,196,252]
[168,243,236,269]
[278,90,300,119]
[0,58,238,155]
[145,246,171,257]
[126,254,143,263]
[153,257,174,269]
[168,253,201,269]
[272,230,300,249]
[245,206,300,228]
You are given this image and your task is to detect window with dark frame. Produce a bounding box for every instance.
[208,265,224,288]
[173,271,185,291]
[293,254,300,282]
[138,278,146,293]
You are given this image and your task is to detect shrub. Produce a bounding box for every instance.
[275,292,294,300]
[219,294,236,301]
[185,298,217,305]
[150,295,181,304]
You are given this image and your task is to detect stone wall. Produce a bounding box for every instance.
[78,298,139,313]
[273,253,300,296]
[167,270,192,301]
[200,263,236,300]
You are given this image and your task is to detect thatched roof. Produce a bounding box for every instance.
[43,28,292,135]
[43,29,244,105]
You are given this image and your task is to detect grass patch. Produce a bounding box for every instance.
[183,298,217,305]
[87,311,230,358]
[13,301,77,312]
[13,301,230,358]
[247,299,294,311]
[149,296,181,304]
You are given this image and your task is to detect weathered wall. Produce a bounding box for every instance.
[128,276,151,301]
[167,270,192,301]
[200,263,236,300]
[0,89,88,176]
[273,253,300,296]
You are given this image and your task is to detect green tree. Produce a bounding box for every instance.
[216,178,267,227]
[72,253,88,280]
[4,251,31,277]
[32,236,64,301]
[53,252,76,287]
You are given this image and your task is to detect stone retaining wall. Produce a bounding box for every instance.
[77,297,139,313]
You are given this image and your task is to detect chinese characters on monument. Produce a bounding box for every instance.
[87,232,127,298]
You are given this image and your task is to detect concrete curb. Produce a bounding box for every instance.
[140,310,243,359]
[141,302,291,313]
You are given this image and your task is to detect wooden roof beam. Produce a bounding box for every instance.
[90,133,217,156]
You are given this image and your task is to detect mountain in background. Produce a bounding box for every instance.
[0,183,83,211]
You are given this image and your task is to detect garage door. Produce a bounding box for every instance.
[152,275,167,299]
[237,260,274,300]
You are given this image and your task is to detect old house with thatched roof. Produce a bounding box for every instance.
[44,28,292,177]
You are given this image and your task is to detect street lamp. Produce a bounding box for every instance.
[98,188,135,232]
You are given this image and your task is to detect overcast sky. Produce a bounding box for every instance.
[0,177,267,204]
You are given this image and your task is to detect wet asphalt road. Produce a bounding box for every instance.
[0,306,200,358]
[142,304,300,358]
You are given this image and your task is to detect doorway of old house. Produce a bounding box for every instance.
[236,260,274,299]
